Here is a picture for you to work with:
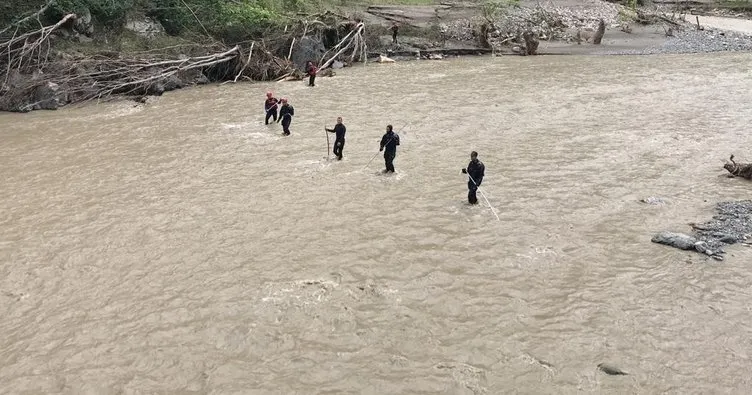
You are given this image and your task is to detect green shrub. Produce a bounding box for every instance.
[49,0,135,24]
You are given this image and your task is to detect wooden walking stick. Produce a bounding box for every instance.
[324,125,331,160]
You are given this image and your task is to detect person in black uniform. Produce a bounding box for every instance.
[326,117,347,160]
[277,98,294,135]
[462,151,485,204]
[379,124,400,173]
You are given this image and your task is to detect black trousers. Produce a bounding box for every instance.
[384,152,395,172]
[392,32,398,43]
[468,181,478,204]
[333,138,345,159]
[265,108,277,124]
[281,118,291,135]
[308,74,316,86]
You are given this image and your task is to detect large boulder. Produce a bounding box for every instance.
[73,7,94,36]
[290,36,326,71]
[125,14,165,38]
[33,82,68,110]
[177,69,209,85]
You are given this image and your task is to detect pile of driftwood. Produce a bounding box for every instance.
[0,8,363,111]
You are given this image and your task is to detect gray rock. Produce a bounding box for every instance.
[161,75,184,91]
[125,15,165,38]
[33,82,67,110]
[641,196,666,205]
[73,8,94,36]
[176,69,209,85]
[709,232,738,244]
[290,36,326,71]
[652,231,697,250]
[598,363,628,376]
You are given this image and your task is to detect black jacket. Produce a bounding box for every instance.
[467,159,485,185]
[380,132,400,154]
[326,124,346,140]
[278,104,294,122]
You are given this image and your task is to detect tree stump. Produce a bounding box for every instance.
[724,155,752,179]
[593,19,606,45]
[522,31,539,55]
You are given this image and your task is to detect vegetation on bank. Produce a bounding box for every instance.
[1,0,440,45]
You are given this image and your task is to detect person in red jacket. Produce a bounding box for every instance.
[305,61,317,87]
[263,92,279,125]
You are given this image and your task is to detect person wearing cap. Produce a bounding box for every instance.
[277,98,294,136]
[379,124,400,173]
[326,117,347,160]
[264,92,279,125]
[461,151,485,204]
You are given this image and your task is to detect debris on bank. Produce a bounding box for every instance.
[652,201,752,261]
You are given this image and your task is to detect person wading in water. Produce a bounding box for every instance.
[263,92,279,125]
[326,117,347,160]
[391,22,399,44]
[305,61,317,87]
[379,124,400,173]
[462,151,485,204]
[277,98,294,136]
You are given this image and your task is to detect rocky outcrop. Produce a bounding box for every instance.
[33,82,68,110]
[290,36,326,71]
[0,72,70,112]
[124,14,165,38]
[73,7,94,36]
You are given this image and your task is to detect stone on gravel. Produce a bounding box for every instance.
[652,231,698,250]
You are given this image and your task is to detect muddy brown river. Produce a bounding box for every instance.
[2,53,752,394]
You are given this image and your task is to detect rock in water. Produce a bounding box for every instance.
[651,231,698,250]
[598,363,628,375]
[377,55,395,63]
[640,197,666,205]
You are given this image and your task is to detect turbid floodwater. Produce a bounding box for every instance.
[1,53,752,394]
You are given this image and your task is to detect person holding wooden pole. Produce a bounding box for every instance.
[461,151,485,205]
[380,124,400,173]
[326,117,347,160]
